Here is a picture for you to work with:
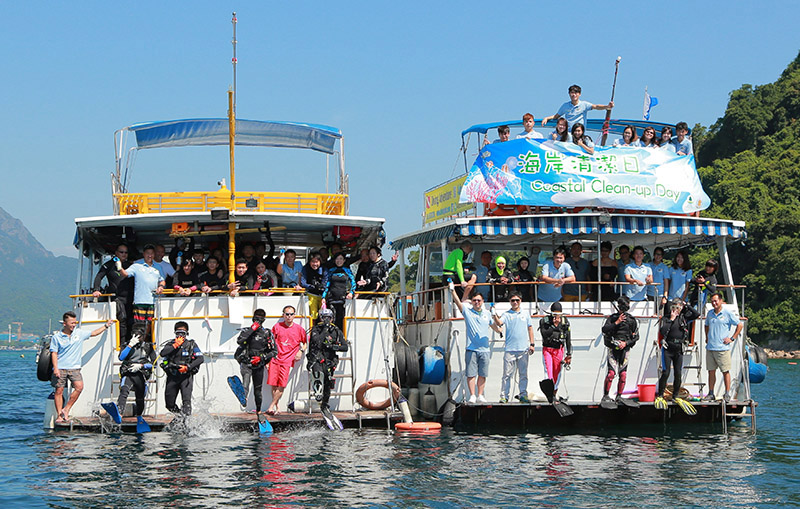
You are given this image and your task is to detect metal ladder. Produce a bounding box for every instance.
[722,336,756,433]
[679,317,707,397]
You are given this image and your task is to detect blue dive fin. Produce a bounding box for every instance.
[101,402,122,424]
[227,375,248,407]
[321,407,344,431]
[136,416,151,433]
[257,413,273,434]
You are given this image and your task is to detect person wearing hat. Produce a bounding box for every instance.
[119,244,165,340]
[487,256,513,302]
[539,302,572,400]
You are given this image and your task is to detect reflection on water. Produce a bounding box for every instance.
[1,352,799,507]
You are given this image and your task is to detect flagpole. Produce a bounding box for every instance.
[643,86,648,121]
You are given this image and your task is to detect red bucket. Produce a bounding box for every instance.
[637,384,656,402]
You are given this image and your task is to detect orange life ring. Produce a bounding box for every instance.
[355,379,401,410]
[395,422,442,432]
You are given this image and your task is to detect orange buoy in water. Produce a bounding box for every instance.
[395,422,442,432]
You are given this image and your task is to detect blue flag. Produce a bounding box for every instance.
[643,90,659,121]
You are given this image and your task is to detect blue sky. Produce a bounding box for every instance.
[1,2,798,257]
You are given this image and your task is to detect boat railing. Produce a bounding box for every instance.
[114,190,347,216]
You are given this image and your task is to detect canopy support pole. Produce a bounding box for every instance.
[717,237,738,309]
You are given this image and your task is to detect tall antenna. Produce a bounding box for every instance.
[231,12,237,114]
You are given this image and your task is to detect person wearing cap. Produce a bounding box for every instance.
[306,307,348,412]
[119,244,165,340]
[539,302,572,400]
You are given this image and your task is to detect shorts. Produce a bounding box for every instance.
[267,361,293,388]
[707,349,732,372]
[465,350,490,378]
[51,369,83,388]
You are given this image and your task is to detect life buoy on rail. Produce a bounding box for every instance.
[395,422,442,432]
[355,379,402,410]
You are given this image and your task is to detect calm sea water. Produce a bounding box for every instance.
[1,350,798,508]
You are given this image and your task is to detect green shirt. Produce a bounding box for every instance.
[443,248,466,283]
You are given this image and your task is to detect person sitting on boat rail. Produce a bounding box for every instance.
[516,113,544,140]
[613,125,638,147]
[119,244,165,338]
[539,302,572,400]
[601,296,640,406]
[443,240,476,299]
[483,125,511,146]
[703,292,743,403]
[672,121,693,155]
[563,242,590,302]
[235,309,277,416]
[114,322,156,420]
[159,321,204,416]
[173,258,199,297]
[570,123,594,155]
[198,256,225,293]
[492,291,535,404]
[267,306,308,415]
[451,285,502,405]
[301,253,326,326]
[623,246,653,302]
[549,118,569,142]
[92,243,133,344]
[541,84,614,129]
[538,247,575,302]
[50,312,113,423]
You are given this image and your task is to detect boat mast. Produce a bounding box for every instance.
[227,12,238,284]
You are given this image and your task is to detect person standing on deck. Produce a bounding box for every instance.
[623,246,653,302]
[541,84,614,129]
[703,293,743,403]
[601,296,639,406]
[474,251,493,300]
[92,243,134,343]
[267,306,308,415]
[656,299,699,406]
[647,247,670,314]
[538,247,575,302]
[235,309,277,417]
[321,253,356,332]
[50,312,113,423]
[119,244,165,341]
[539,302,572,401]
[159,321,204,416]
[492,291,535,403]
[443,240,476,299]
[450,284,502,404]
[563,242,590,302]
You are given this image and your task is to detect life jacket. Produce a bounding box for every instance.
[160,339,201,375]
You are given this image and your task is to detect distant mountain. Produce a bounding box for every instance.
[0,206,76,336]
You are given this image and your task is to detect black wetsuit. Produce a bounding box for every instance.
[591,265,619,302]
[197,269,225,292]
[488,267,514,302]
[92,259,134,342]
[117,339,156,416]
[601,312,639,396]
[173,271,199,292]
[159,338,204,415]
[301,265,326,297]
[514,264,536,302]
[657,306,700,398]
[690,270,718,307]
[307,322,348,409]
[360,258,389,296]
[234,324,277,412]
[323,267,356,331]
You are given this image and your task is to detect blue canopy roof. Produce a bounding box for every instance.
[127,119,342,155]
[462,118,685,138]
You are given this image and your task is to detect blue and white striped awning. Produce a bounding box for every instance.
[392,214,745,249]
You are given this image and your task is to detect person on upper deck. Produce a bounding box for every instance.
[591,241,619,302]
[514,256,536,302]
[690,259,718,310]
[541,84,614,129]
[616,244,631,295]
[322,252,356,332]
[539,247,575,302]
[672,122,693,155]
[637,126,658,148]
[240,243,259,274]
[253,260,279,293]
[356,246,390,296]
[92,243,134,343]
[301,253,326,327]
[475,251,493,300]
[198,256,226,294]
[623,246,653,302]
[516,113,544,140]
[151,244,176,284]
[646,247,669,312]
[488,256,513,302]
[563,242,590,302]
[601,296,639,407]
[277,249,304,289]
[483,125,511,146]
[211,248,227,273]
[659,126,676,152]
[443,240,476,299]
[191,248,206,274]
[570,123,594,155]
[666,250,692,302]
[172,259,199,297]
[119,244,165,339]
[323,243,344,270]
[353,249,370,281]
[550,117,569,142]
[228,258,254,297]
[613,125,638,147]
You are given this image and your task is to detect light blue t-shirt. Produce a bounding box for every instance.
[50,328,92,370]
[556,100,594,129]
[706,307,739,351]
[539,261,574,301]
[647,261,669,298]
[501,309,533,352]
[516,130,545,140]
[462,304,491,353]
[672,137,693,155]
[667,267,692,300]
[623,262,652,301]
[563,257,589,297]
[127,262,164,305]
[475,264,491,299]
[281,260,304,286]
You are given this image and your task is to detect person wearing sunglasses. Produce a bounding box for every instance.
[492,292,535,404]
[267,306,308,415]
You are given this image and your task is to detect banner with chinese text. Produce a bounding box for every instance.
[459,139,709,214]
[424,175,472,225]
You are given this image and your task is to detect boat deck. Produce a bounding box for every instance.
[53,410,402,433]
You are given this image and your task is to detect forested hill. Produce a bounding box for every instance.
[694,51,800,344]
[0,206,76,336]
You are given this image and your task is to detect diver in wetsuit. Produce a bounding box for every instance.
[601,296,639,407]
[322,252,356,332]
[159,321,204,416]
[307,308,349,411]
[116,323,156,417]
[92,243,134,343]
[234,309,277,415]
[656,299,700,405]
